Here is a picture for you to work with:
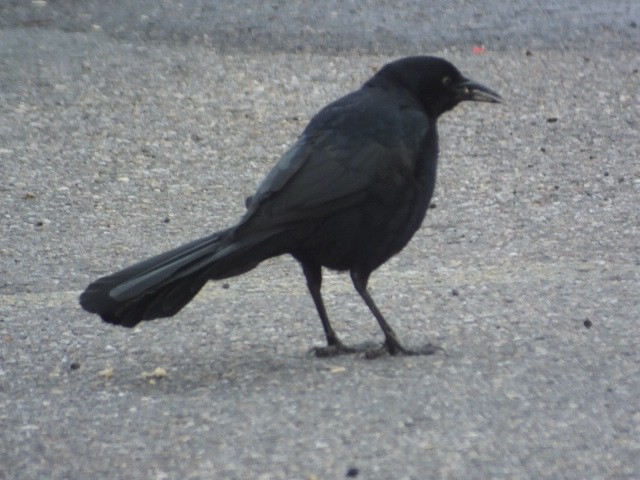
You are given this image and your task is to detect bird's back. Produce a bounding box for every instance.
[238,83,441,274]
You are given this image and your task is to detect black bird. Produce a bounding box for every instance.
[80,56,500,357]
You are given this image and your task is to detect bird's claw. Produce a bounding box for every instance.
[309,340,380,358]
[310,339,442,358]
[365,340,443,359]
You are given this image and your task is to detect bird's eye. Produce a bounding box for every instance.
[441,76,452,87]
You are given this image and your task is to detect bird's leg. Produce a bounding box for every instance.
[301,263,376,357]
[350,270,441,358]
[302,263,342,348]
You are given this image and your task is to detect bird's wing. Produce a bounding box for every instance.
[241,90,431,229]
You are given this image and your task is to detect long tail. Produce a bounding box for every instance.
[79,226,289,327]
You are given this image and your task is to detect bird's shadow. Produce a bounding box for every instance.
[90,340,443,396]
[90,345,337,395]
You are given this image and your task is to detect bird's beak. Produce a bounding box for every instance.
[456,79,501,103]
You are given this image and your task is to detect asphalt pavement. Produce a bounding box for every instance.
[1,1,639,479]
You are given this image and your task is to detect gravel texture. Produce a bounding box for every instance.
[1,2,639,479]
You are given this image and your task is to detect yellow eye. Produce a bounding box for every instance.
[442,76,452,87]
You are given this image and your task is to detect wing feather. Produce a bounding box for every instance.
[241,88,430,229]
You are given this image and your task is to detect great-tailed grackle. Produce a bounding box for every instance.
[80,56,500,357]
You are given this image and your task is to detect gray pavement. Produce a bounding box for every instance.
[1,1,639,479]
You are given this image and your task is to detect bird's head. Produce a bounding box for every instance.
[374,56,501,117]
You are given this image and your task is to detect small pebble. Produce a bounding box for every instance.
[346,467,359,477]
[99,368,115,379]
[35,218,51,227]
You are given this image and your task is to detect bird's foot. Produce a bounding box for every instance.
[309,340,380,358]
[310,338,442,358]
[364,338,443,359]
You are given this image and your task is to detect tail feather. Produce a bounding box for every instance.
[79,226,291,327]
